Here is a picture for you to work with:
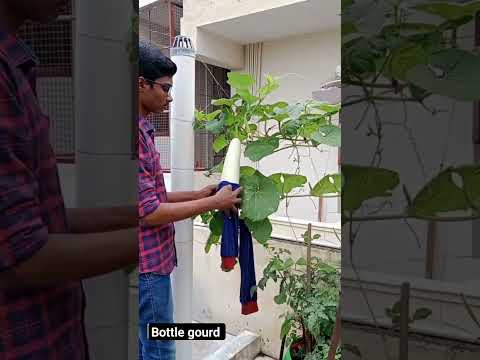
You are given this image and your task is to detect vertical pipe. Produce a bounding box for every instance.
[170,36,196,360]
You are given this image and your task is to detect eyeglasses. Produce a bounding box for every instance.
[141,77,173,94]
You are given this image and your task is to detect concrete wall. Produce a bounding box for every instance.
[182,0,305,28]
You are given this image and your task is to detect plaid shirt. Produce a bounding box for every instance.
[138,117,176,274]
[0,29,87,359]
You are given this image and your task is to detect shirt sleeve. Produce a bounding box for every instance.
[0,63,48,271]
[138,131,160,219]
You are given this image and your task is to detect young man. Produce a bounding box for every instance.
[138,42,242,360]
[0,1,138,358]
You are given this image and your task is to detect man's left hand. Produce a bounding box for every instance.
[197,184,218,199]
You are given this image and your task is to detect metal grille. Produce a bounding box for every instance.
[195,61,230,169]
[18,1,75,161]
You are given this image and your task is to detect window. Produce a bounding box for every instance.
[18,0,75,162]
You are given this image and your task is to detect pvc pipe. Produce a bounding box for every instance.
[170,36,196,360]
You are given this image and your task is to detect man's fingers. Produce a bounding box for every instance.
[233,187,243,195]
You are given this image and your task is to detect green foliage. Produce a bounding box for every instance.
[259,242,340,360]
[194,72,341,248]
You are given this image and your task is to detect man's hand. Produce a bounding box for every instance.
[197,184,218,199]
[213,185,243,216]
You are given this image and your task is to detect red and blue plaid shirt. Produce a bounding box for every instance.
[138,117,176,274]
[0,28,87,359]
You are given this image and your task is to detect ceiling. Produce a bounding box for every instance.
[199,0,340,45]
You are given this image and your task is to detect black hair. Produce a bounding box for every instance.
[139,41,177,83]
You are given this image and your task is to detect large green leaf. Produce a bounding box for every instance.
[269,173,307,196]
[312,125,341,147]
[227,72,255,90]
[259,75,280,98]
[205,233,220,253]
[411,167,480,217]
[241,171,281,222]
[311,174,342,197]
[205,114,226,134]
[456,166,480,211]
[342,165,400,212]
[213,135,228,153]
[406,49,480,101]
[209,211,224,236]
[390,44,429,81]
[245,137,280,161]
[245,218,273,244]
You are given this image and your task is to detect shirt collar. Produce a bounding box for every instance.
[139,116,155,137]
[0,25,39,69]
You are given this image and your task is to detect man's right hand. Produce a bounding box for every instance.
[213,185,243,215]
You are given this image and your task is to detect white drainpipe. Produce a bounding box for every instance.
[170,36,196,360]
[74,1,136,358]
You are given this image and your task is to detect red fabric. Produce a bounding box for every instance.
[221,256,237,271]
[241,301,259,315]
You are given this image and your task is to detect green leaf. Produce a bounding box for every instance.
[456,166,480,210]
[240,166,257,177]
[258,277,268,290]
[205,233,220,253]
[312,125,341,147]
[313,102,341,114]
[283,346,293,360]
[390,44,429,81]
[284,258,294,269]
[311,174,342,197]
[413,308,432,321]
[259,74,280,98]
[212,98,236,107]
[205,160,224,177]
[209,211,224,236]
[270,173,308,195]
[206,109,222,121]
[274,294,287,305]
[245,137,280,161]
[250,285,258,298]
[343,22,358,36]
[205,116,225,134]
[227,72,255,90]
[245,218,273,244]
[342,165,400,213]
[213,135,228,153]
[237,89,259,105]
[382,23,438,37]
[241,171,281,222]
[406,49,480,101]
[411,168,469,217]
[296,257,308,266]
[280,318,293,339]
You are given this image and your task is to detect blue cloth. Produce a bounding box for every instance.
[218,181,259,314]
[139,273,175,360]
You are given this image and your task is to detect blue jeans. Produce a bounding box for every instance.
[139,273,175,360]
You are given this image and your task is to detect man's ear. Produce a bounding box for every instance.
[138,77,146,92]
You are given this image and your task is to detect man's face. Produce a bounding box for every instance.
[139,76,174,115]
[7,0,68,23]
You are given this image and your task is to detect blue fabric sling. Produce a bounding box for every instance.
[218,181,259,315]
